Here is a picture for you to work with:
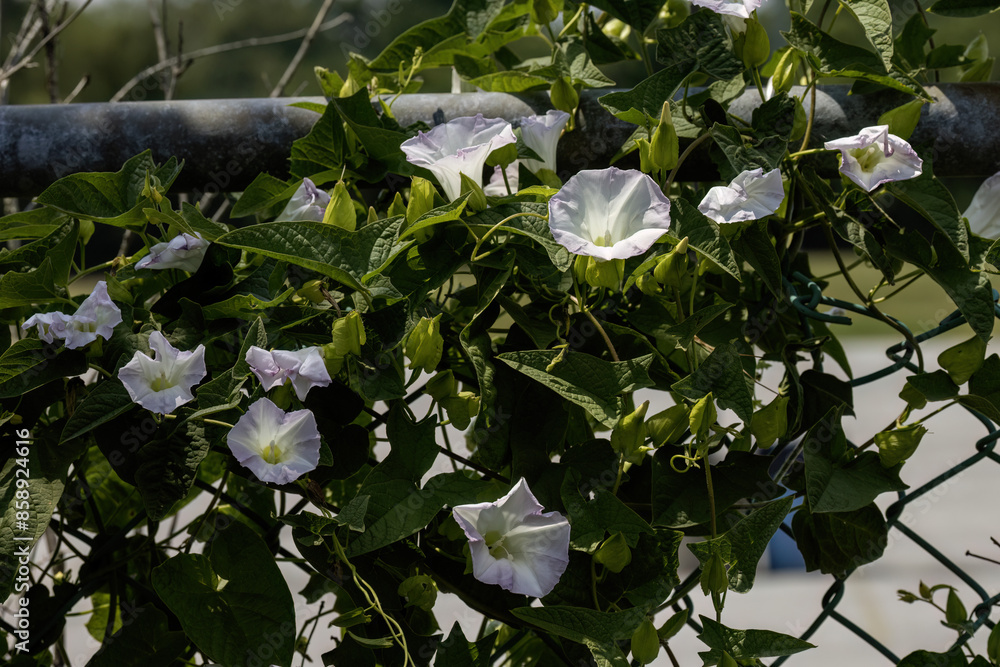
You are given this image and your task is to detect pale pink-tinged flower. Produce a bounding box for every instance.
[691,0,762,18]
[698,168,785,224]
[548,167,671,260]
[226,397,321,485]
[519,110,570,173]
[401,114,517,201]
[275,178,331,222]
[22,311,73,343]
[484,164,519,197]
[135,232,208,272]
[824,125,923,192]
[963,171,1000,238]
[117,331,207,415]
[62,281,123,349]
[452,478,570,597]
[245,346,332,401]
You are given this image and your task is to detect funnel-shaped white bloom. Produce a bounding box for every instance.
[135,232,208,272]
[963,171,1000,238]
[117,331,207,415]
[245,346,332,401]
[275,178,331,223]
[824,125,922,192]
[698,167,785,224]
[519,110,570,173]
[22,311,73,344]
[548,167,672,260]
[62,281,124,349]
[452,478,570,597]
[227,397,321,485]
[484,164,519,197]
[692,0,761,18]
[401,114,517,201]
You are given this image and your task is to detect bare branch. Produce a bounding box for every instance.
[110,14,349,102]
[37,0,60,104]
[0,0,93,86]
[62,73,89,103]
[269,0,335,98]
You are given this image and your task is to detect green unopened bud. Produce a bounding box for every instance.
[322,352,346,376]
[573,254,589,285]
[647,403,690,446]
[611,401,649,456]
[770,47,800,96]
[585,256,625,291]
[945,588,967,626]
[700,552,728,596]
[387,191,407,219]
[603,18,630,41]
[649,101,679,172]
[630,618,660,665]
[486,142,518,169]
[637,137,655,174]
[689,393,717,442]
[296,279,327,304]
[323,181,357,231]
[653,237,688,288]
[530,0,561,25]
[405,315,443,373]
[460,172,488,213]
[636,272,662,296]
[719,651,739,667]
[658,0,689,29]
[750,395,788,448]
[742,18,770,68]
[938,334,987,385]
[398,575,437,612]
[442,391,480,430]
[407,176,436,224]
[961,57,994,82]
[425,370,457,402]
[141,171,164,204]
[340,76,362,98]
[965,33,989,62]
[331,310,366,357]
[595,532,632,573]
[875,424,927,468]
[550,76,579,116]
[877,99,925,141]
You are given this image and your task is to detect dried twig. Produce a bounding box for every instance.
[0,0,93,85]
[37,0,60,104]
[269,0,335,98]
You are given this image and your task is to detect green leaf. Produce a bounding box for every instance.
[897,649,970,667]
[937,335,987,385]
[435,623,497,667]
[587,0,663,31]
[497,350,654,428]
[657,10,742,81]
[468,70,550,91]
[0,206,70,241]
[887,170,969,263]
[231,173,296,219]
[0,257,62,308]
[750,395,789,450]
[87,605,188,667]
[60,380,136,443]
[929,0,1000,16]
[792,501,888,575]
[712,124,788,175]
[466,201,571,271]
[145,203,229,241]
[665,199,741,281]
[562,473,653,552]
[201,287,295,320]
[687,497,793,593]
[0,337,88,398]
[511,605,648,645]
[731,221,784,299]
[0,219,79,285]
[906,370,960,401]
[151,520,296,667]
[842,0,895,72]
[599,66,691,126]
[329,90,412,169]
[134,421,210,521]
[697,616,815,660]
[214,217,408,296]
[289,103,346,179]
[400,196,469,240]
[672,341,755,424]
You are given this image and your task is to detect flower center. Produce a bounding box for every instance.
[592,231,614,247]
[848,144,885,173]
[149,373,175,392]
[262,439,283,465]
[484,530,512,560]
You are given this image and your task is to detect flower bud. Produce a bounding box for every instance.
[647,403,690,446]
[323,180,357,231]
[630,618,660,665]
[964,33,989,62]
[296,279,327,304]
[689,393,716,442]
[550,76,579,116]
[637,137,655,175]
[603,18,630,41]
[741,18,770,68]
[405,314,444,373]
[945,588,967,626]
[530,0,561,25]
[425,370,457,402]
[636,272,662,296]
[875,423,927,468]
[611,401,649,456]
[585,256,625,291]
[653,237,689,288]
[770,47,800,96]
[649,101,679,172]
[387,191,407,219]
[486,142,518,169]
[398,575,437,612]
[330,310,366,358]
[595,531,632,573]
[719,651,739,667]
[658,0,689,29]
[442,391,480,430]
[407,176,437,224]
[700,551,728,596]
[460,173,488,213]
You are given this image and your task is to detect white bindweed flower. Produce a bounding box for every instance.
[824,125,923,192]
[962,171,1000,238]
[519,110,571,173]
[275,177,331,223]
[22,311,73,344]
[691,0,762,18]
[135,232,208,272]
[698,167,785,225]
[484,164,519,197]
[117,330,207,415]
[245,346,332,401]
[452,478,570,597]
[548,167,672,260]
[226,397,322,485]
[400,114,517,201]
[62,281,124,349]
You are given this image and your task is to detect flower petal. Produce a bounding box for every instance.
[227,398,321,484]
[824,125,922,192]
[519,110,570,173]
[690,0,761,18]
[964,171,1000,238]
[275,178,331,222]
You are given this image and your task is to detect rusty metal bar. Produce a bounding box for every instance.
[0,83,997,198]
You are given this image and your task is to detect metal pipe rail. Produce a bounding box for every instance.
[1,83,998,198]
